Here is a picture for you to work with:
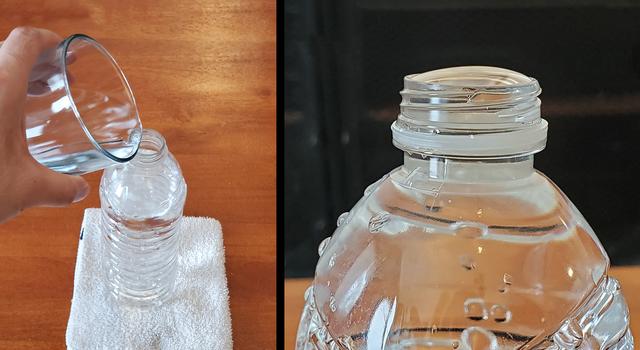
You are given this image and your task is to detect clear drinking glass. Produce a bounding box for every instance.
[22,33,142,174]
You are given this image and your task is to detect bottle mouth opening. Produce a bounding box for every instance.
[393,66,547,159]
[408,66,537,90]
[402,66,541,110]
[134,129,166,163]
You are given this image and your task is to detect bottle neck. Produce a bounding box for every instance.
[403,153,534,182]
[393,66,547,158]
[131,129,168,166]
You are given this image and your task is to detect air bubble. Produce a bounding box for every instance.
[490,304,512,323]
[499,273,513,293]
[328,253,336,267]
[464,298,488,321]
[476,208,483,216]
[317,237,330,256]
[336,212,349,227]
[329,296,337,312]
[460,327,498,350]
[460,255,477,271]
[451,222,488,239]
[369,212,391,233]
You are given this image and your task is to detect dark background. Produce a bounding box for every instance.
[284,0,640,277]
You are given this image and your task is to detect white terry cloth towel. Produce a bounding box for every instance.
[66,208,233,350]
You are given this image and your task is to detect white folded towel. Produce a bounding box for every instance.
[66,208,233,350]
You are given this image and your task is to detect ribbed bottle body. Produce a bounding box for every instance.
[99,129,187,307]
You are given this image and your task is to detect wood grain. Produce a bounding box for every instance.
[0,1,275,349]
[285,267,640,350]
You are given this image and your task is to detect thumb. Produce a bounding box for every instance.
[25,169,90,207]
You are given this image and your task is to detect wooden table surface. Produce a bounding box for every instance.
[0,1,275,349]
[285,267,640,350]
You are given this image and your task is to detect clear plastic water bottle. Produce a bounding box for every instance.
[296,67,633,349]
[100,129,187,307]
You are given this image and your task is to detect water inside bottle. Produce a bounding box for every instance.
[296,168,633,350]
[100,129,186,307]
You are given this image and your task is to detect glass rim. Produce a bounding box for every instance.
[59,33,142,163]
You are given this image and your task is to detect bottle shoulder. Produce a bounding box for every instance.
[312,167,608,342]
[99,151,187,220]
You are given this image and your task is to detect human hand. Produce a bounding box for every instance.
[0,27,89,224]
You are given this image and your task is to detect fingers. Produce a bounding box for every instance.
[19,164,90,208]
[0,27,62,98]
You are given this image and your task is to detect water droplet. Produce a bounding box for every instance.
[459,255,477,271]
[460,326,498,350]
[328,253,336,267]
[369,212,391,233]
[447,199,452,204]
[317,237,330,256]
[434,129,441,134]
[431,324,438,334]
[329,296,337,312]
[490,304,512,323]
[452,340,460,349]
[336,212,349,227]
[451,222,488,239]
[499,273,513,293]
[464,298,488,321]
[476,208,483,216]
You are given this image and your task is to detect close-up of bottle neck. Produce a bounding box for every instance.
[131,129,168,166]
[391,66,548,160]
[403,153,535,182]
